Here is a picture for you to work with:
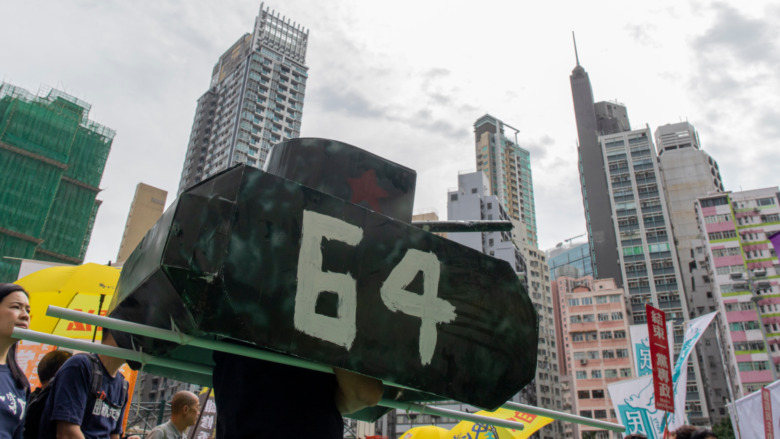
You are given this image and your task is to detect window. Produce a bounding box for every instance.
[578,390,590,399]
[568,298,580,306]
[582,314,595,322]
[738,361,769,371]
[616,349,629,358]
[620,368,632,377]
[576,371,587,379]
[757,197,776,206]
[591,370,602,378]
[596,296,609,304]
[611,312,624,320]
[580,410,592,418]
[592,390,605,398]
[730,321,761,331]
[609,295,622,303]
[572,333,585,342]
[614,330,627,339]
[602,350,615,359]
[598,313,610,322]
[600,331,613,340]
[605,369,618,378]
[594,410,607,419]
[570,315,582,324]
[588,351,600,359]
[582,297,593,305]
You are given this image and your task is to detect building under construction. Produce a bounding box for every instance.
[0,83,114,281]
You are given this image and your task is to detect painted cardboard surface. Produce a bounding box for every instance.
[109,139,539,411]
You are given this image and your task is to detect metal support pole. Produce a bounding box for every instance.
[156,399,166,426]
[379,399,524,431]
[502,401,624,432]
[43,306,626,432]
[11,328,213,378]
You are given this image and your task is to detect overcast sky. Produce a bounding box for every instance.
[2,0,778,264]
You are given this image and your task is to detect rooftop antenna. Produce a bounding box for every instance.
[572,31,580,66]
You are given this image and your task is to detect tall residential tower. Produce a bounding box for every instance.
[178,3,309,193]
[474,114,538,248]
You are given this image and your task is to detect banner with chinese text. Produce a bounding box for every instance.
[646,305,673,412]
[630,321,674,378]
[188,388,217,439]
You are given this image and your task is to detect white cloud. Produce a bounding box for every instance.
[1,0,777,264]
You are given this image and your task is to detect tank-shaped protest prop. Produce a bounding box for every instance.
[108,138,538,411]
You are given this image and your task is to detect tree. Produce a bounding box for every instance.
[712,415,735,439]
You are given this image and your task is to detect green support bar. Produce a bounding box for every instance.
[42,306,625,433]
[11,328,212,378]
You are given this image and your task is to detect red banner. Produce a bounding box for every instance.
[646,304,674,412]
[762,387,774,438]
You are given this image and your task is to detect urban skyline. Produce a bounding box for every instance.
[2,1,776,266]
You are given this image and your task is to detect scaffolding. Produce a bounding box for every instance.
[0,82,114,280]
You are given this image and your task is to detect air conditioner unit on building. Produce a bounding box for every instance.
[580,359,588,365]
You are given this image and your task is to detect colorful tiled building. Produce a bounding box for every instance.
[696,187,780,398]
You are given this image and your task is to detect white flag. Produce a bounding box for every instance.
[730,379,780,439]
[666,311,718,431]
[609,375,665,439]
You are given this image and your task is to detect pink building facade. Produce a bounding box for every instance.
[696,188,780,398]
[557,276,634,439]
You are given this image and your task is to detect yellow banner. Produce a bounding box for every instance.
[449,408,553,439]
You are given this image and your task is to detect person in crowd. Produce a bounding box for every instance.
[24,350,73,439]
[690,429,717,439]
[213,351,383,438]
[146,391,200,439]
[38,329,129,439]
[671,425,698,439]
[0,283,31,439]
[623,434,648,439]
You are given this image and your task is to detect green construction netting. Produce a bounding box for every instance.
[0,235,35,282]
[0,149,62,236]
[37,182,100,260]
[0,83,114,272]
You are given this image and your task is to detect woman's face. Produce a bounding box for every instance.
[0,291,30,339]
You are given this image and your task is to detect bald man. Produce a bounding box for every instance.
[146,391,200,439]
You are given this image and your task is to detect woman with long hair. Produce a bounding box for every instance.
[0,283,31,439]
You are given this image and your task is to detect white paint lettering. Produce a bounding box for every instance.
[295,210,363,349]
[380,249,456,365]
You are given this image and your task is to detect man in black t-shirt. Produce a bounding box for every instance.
[38,332,128,439]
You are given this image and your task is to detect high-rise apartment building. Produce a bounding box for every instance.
[178,3,308,193]
[556,276,633,439]
[601,126,713,424]
[655,121,729,423]
[116,183,167,264]
[444,171,564,439]
[600,127,686,324]
[570,52,631,287]
[474,114,538,247]
[695,188,780,399]
[0,83,113,281]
